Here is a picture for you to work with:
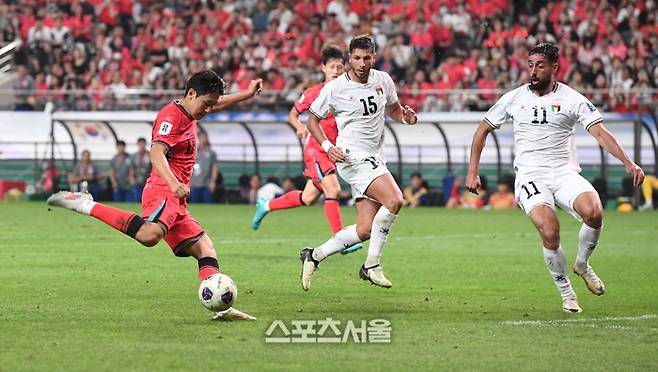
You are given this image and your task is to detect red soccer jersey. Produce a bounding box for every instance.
[294,83,338,150]
[148,102,197,187]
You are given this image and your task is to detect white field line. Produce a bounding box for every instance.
[503,314,658,331]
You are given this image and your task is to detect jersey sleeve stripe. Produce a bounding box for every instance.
[585,118,603,131]
[483,117,497,129]
[308,107,327,120]
[152,140,171,150]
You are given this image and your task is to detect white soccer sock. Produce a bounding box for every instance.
[365,207,398,268]
[575,224,602,272]
[312,225,361,262]
[543,246,576,300]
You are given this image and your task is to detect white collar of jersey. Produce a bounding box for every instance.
[345,70,373,84]
[528,81,560,97]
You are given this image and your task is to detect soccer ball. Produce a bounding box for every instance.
[198,273,237,312]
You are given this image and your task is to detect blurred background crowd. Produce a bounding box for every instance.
[4,0,658,112]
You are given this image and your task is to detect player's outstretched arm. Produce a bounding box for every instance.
[466,121,495,194]
[386,101,417,125]
[308,112,346,162]
[288,106,307,139]
[589,123,645,186]
[208,79,263,113]
[151,143,189,199]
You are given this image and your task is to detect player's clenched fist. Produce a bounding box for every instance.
[171,182,190,199]
[465,173,481,195]
[248,79,263,97]
[327,146,347,163]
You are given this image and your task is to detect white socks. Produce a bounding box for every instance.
[365,207,397,268]
[576,224,602,272]
[543,246,576,300]
[312,225,361,261]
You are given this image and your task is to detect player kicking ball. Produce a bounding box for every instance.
[251,44,362,255]
[299,35,418,290]
[466,43,645,313]
[47,70,263,319]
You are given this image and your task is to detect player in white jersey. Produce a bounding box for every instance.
[298,35,418,291]
[466,43,645,313]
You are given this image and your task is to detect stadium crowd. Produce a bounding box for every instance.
[4,0,658,112]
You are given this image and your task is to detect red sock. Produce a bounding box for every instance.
[268,190,303,211]
[90,203,142,237]
[324,199,344,234]
[198,257,220,281]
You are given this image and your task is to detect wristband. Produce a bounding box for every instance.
[321,140,334,152]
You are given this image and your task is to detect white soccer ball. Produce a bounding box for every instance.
[198,273,237,312]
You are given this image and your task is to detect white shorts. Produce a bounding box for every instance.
[514,170,598,221]
[337,155,390,200]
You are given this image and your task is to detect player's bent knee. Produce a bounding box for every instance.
[583,208,603,228]
[540,227,560,247]
[356,226,371,241]
[323,186,340,200]
[137,222,164,247]
[384,196,404,214]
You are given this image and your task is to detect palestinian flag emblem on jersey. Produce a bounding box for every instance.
[550,104,561,113]
[375,85,383,96]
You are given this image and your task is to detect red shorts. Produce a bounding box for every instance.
[303,144,336,191]
[141,183,205,257]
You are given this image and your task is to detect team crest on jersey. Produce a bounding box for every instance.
[586,103,597,112]
[375,86,383,96]
[550,104,561,112]
[158,121,173,135]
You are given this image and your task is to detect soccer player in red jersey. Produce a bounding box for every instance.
[250,45,362,254]
[47,70,262,318]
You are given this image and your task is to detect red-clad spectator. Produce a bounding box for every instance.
[349,0,369,16]
[19,7,36,40]
[91,0,120,27]
[293,0,319,20]
[410,22,432,48]
[485,18,511,48]
[609,32,628,61]
[429,16,453,52]
[442,55,468,86]
[477,65,497,101]
[386,0,406,21]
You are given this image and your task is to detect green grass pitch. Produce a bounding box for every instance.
[0,202,656,370]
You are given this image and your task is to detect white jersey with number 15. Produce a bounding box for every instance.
[309,69,398,161]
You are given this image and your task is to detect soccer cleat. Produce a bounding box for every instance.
[359,264,392,288]
[562,297,583,313]
[340,243,364,255]
[47,191,95,215]
[212,307,256,321]
[251,198,269,230]
[299,248,320,291]
[573,262,606,296]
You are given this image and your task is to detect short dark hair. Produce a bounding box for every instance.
[349,34,376,54]
[410,171,422,179]
[529,43,559,63]
[321,44,345,65]
[117,140,126,146]
[137,137,146,143]
[185,69,225,97]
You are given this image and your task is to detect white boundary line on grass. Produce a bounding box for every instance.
[503,314,658,332]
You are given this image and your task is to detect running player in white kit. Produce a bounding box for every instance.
[298,35,418,291]
[466,43,645,313]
